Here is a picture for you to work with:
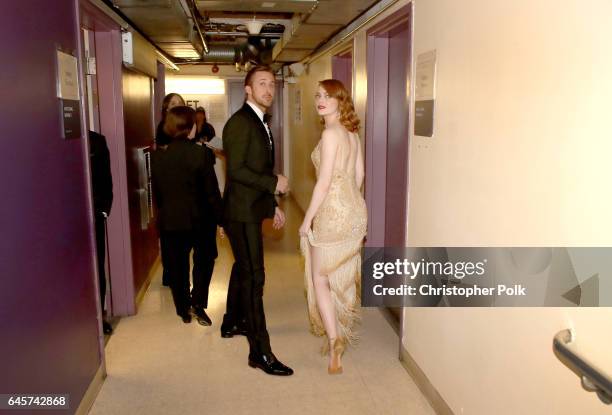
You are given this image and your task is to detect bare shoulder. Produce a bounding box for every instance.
[319,127,341,147]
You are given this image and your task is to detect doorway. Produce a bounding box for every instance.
[332,49,353,95]
[365,5,412,248]
[80,2,136,322]
[365,5,413,325]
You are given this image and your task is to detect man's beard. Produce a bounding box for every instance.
[254,95,272,109]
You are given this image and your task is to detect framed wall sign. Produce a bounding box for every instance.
[56,49,80,100]
[414,50,437,137]
[56,49,81,139]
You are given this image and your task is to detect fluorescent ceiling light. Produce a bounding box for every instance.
[165,77,225,95]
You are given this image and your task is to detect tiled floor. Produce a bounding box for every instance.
[89,198,434,415]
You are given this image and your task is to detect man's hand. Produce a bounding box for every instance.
[275,174,289,194]
[273,207,286,230]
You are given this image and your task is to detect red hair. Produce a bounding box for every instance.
[319,79,360,133]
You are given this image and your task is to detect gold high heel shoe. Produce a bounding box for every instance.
[328,338,344,375]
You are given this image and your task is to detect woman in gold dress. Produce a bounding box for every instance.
[299,79,367,374]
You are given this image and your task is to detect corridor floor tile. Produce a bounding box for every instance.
[89,199,434,415]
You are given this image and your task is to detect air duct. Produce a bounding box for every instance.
[198,45,237,63]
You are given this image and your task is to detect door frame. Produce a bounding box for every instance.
[364,3,414,333]
[365,4,413,248]
[79,0,136,318]
[332,46,354,97]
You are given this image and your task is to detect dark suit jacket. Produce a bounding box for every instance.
[223,103,278,223]
[151,139,223,232]
[88,131,113,216]
[155,121,172,146]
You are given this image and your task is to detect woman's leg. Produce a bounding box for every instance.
[311,245,339,364]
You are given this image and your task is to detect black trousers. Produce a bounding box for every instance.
[163,223,218,315]
[160,233,171,285]
[94,215,107,311]
[225,221,271,356]
[223,262,244,327]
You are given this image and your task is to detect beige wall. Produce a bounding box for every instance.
[404,0,612,414]
[286,56,332,210]
[407,0,612,247]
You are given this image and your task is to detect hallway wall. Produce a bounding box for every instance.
[0,0,101,406]
[286,56,332,209]
[403,0,612,413]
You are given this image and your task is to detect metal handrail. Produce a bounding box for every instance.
[553,329,612,405]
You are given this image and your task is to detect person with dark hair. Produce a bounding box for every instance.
[221,66,293,376]
[88,130,114,335]
[156,93,185,287]
[299,79,367,375]
[156,93,185,147]
[151,106,223,325]
[194,107,218,165]
[195,107,216,143]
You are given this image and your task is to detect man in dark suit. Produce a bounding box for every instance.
[88,130,114,335]
[221,66,292,376]
[151,106,223,325]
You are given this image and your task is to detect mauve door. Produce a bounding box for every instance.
[332,51,353,94]
[384,22,411,247]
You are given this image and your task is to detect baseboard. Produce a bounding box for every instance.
[135,256,161,310]
[75,363,106,415]
[399,344,455,415]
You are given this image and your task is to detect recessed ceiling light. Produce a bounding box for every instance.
[261,2,276,8]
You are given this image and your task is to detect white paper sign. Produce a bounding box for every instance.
[56,50,80,101]
[415,50,437,101]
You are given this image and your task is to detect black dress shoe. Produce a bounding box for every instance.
[248,353,294,376]
[162,271,170,287]
[192,307,212,326]
[179,313,192,324]
[220,324,248,338]
[103,321,113,335]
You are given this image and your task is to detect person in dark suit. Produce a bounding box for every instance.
[88,130,114,335]
[151,106,223,325]
[155,93,186,287]
[194,107,217,167]
[221,66,292,376]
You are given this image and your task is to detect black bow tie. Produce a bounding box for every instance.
[263,113,272,124]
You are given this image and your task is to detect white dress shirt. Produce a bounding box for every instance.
[246,100,272,146]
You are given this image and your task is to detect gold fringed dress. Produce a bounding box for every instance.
[300,133,367,353]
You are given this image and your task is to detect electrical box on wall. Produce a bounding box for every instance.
[121,31,133,65]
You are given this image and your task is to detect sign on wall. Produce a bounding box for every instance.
[56,49,81,139]
[294,87,302,123]
[414,50,437,137]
